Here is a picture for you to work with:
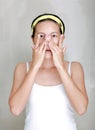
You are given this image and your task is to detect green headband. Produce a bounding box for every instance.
[31,14,65,34]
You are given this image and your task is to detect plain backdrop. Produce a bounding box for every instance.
[0,0,95,130]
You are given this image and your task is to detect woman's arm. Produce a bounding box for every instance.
[8,63,39,116]
[57,62,89,115]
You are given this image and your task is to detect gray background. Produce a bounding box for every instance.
[0,0,95,130]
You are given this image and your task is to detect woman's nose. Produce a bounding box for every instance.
[45,35,51,41]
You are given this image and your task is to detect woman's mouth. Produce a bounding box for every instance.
[46,49,51,52]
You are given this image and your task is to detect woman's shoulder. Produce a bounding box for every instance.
[70,61,84,75]
[65,60,82,66]
[15,61,32,68]
[14,62,30,75]
[15,62,26,70]
[70,61,83,69]
[65,60,84,74]
[65,60,82,67]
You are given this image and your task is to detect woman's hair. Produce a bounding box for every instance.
[31,13,65,37]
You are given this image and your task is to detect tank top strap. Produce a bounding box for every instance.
[68,62,72,76]
[26,62,30,73]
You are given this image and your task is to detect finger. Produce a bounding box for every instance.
[49,43,55,54]
[63,47,66,54]
[39,41,46,52]
[35,35,40,48]
[31,44,35,49]
[53,44,60,53]
[43,43,47,54]
[59,35,64,48]
[31,44,35,53]
[49,43,59,54]
[31,43,39,54]
[52,43,62,53]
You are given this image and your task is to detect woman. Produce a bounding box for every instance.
[9,13,88,130]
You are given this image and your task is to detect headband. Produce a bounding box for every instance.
[31,14,65,34]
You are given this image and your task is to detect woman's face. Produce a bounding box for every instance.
[32,20,63,48]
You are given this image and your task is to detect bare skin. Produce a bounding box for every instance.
[9,20,88,116]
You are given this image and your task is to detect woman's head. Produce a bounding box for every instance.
[31,13,65,38]
[31,14,65,58]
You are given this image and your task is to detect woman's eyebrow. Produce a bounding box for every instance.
[36,32,58,35]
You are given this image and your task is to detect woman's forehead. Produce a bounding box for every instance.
[35,20,60,32]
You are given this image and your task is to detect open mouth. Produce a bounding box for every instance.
[46,49,51,52]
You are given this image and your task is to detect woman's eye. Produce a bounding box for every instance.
[52,34,57,38]
[39,34,45,38]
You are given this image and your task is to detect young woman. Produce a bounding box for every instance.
[9,13,88,130]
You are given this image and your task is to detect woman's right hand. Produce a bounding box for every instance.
[31,35,46,69]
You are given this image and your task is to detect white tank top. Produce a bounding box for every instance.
[24,62,77,130]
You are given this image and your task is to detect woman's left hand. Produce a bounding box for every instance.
[49,35,66,68]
